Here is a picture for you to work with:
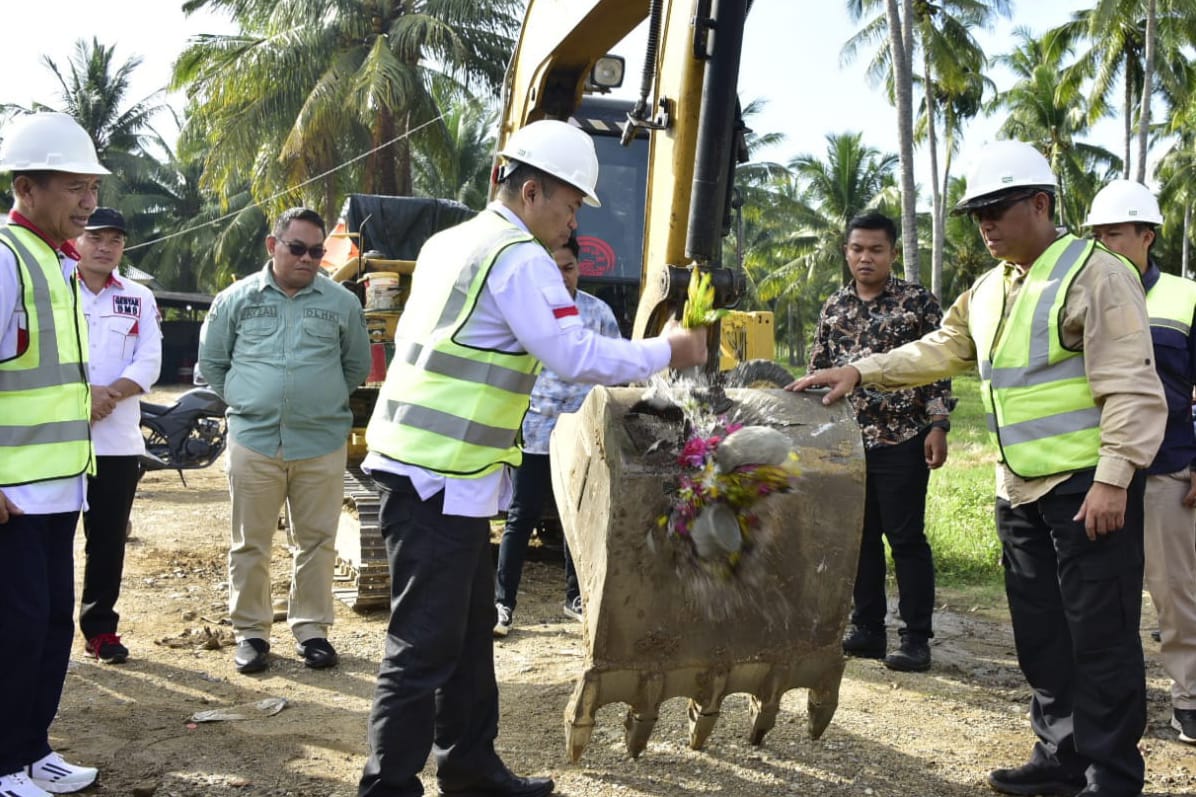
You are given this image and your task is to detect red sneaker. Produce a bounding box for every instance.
[85,633,129,664]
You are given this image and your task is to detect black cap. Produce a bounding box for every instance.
[84,207,126,233]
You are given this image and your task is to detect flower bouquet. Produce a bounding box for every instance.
[659,420,801,580]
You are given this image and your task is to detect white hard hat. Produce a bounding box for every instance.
[0,112,110,175]
[498,119,601,207]
[954,140,1055,215]
[1084,179,1163,227]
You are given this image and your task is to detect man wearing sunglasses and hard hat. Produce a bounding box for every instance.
[788,140,1166,797]
[357,119,708,797]
[0,111,107,796]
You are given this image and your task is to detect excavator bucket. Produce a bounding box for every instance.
[549,385,864,760]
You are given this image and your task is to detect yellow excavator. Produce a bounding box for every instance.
[326,0,866,760]
[501,0,864,761]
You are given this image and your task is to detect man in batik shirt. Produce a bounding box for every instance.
[808,211,953,672]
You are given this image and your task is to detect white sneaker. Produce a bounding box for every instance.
[493,603,513,637]
[26,753,97,794]
[0,771,50,797]
[563,595,583,623]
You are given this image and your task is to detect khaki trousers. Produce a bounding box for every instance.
[226,437,346,644]
[1144,469,1196,708]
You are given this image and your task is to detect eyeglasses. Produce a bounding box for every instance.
[280,239,327,259]
[968,191,1039,223]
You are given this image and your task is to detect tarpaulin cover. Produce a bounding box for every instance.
[337,194,477,260]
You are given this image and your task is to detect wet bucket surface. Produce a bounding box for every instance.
[549,385,865,759]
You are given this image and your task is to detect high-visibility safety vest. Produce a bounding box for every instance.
[366,211,543,477]
[969,234,1136,479]
[1147,271,1196,341]
[0,225,92,486]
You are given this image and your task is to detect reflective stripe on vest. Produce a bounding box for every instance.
[366,212,542,477]
[1148,272,1196,336]
[969,235,1118,479]
[0,226,93,486]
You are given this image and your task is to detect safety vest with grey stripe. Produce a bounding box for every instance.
[0,225,93,486]
[1147,271,1196,338]
[969,235,1124,479]
[365,211,542,477]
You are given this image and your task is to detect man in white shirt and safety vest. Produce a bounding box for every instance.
[0,112,108,796]
[357,119,708,797]
[1084,180,1196,748]
[788,141,1166,797]
[76,207,162,665]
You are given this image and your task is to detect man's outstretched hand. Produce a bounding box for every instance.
[784,366,862,405]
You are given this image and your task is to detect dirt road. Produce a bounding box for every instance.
[50,391,1196,796]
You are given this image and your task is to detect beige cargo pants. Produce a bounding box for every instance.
[226,437,346,644]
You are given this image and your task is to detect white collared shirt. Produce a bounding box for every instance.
[81,271,163,455]
[364,203,671,517]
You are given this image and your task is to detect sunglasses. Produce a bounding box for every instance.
[968,190,1040,223]
[280,239,327,259]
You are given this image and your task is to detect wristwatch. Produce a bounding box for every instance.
[928,419,951,433]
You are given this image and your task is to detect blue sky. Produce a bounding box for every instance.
[4,1,1122,201]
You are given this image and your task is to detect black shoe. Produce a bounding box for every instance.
[1173,707,1196,744]
[296,637,338,669]
[884,636,931,672]
[438,766,555,797]
[842,625,886,659]
[988,760,1087,796]
[234,638,270,674]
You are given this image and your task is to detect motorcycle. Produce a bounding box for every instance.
[139,387,228,485]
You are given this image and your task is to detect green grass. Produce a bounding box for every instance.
[925,373,1004,588]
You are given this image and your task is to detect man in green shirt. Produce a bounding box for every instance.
[200,207,371,674]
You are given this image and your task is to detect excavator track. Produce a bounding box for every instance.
[333,467,391,611]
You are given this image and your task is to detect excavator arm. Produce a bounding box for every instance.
[498,0,752,348]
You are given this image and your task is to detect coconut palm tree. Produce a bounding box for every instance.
[992,27,1121,230]
[174,0,521,221]
[738,132,898,363]
[843,0,1009,293]
[843,0,920,284]
[411,78,498,210]
[1048,0,1196,182]
[2,37,169,204]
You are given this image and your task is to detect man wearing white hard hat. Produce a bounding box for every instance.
[0,112,108,795]
[1086,180,1196,748]
[787,140,1166,797]
[357,118,707,797]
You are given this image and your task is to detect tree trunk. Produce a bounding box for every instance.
[1136,0,1157,184]
[887,0,920,283]
[923,41,944,299]
[787,300,797,366]
[367,107,399,196]
[322,177,338,239]
[1184,201,1192,279]
[397,110,413,197]
[1123,73,1133,180]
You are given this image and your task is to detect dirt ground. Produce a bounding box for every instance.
[50,388,1196,796]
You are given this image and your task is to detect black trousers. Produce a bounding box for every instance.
[495,453,579,612]
[997,471,1147,794]
[852,431,935,639]
[0,511,77,773]
[359,472,504,797]
[80,455,141,640]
